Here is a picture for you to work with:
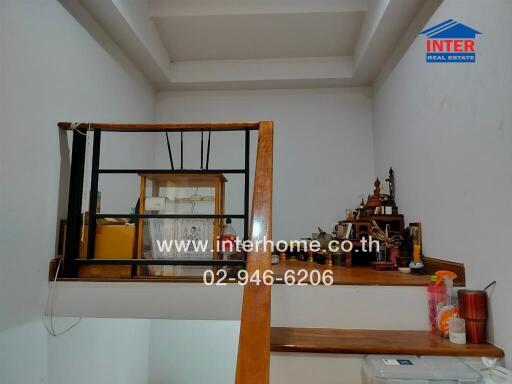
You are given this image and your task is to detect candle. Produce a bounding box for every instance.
[413,244,421,264]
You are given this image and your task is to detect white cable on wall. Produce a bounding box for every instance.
[43,258,81,336]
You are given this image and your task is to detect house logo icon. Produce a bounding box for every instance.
[420,19,481,63]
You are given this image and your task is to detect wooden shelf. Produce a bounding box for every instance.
[56,264,432,286]
[52,258,464,287]
[271,260,433,286]
[270,327,504,357]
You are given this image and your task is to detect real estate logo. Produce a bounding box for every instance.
[420,19,481,63]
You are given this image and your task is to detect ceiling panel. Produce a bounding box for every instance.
[153,12,365,61]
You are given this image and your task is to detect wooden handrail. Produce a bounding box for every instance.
[58,121,260,132]
[235,121,273,384]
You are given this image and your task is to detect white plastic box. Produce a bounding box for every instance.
[362,355,483,384]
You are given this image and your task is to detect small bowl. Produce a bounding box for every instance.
[398,267,411,274]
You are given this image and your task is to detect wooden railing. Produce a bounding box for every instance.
[235,121,273,384]
[57,121,262,278]
[58,122,261,132]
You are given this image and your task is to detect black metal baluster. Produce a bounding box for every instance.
[206,129,211,170]
[200,129,204,169]
[180,130,183,169]
[165,132,175,170]
[62,128,87,277]
[86,129,101,259]
[244,129,250,241]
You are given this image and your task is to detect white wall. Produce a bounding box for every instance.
[0,0,155,330]
[0,318,150,384]
[156,88,375,240]
[373,0,512,365]
[0,0,155,381]
[148,320,240,384]
[48,318,151,384]
[0,321,48,384]
[46,318,239,384]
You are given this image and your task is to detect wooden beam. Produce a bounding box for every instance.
[271,327,505,357]
[58,122,261,132]
[235,121,273,384]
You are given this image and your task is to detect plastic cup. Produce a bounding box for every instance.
[449,318,466,344]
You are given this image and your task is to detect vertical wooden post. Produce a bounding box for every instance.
[235,121,273,384]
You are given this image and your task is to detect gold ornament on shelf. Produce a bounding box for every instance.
[369,220,403,248]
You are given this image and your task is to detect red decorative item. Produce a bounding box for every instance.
[458,289,488,344]
[388,247,400,267]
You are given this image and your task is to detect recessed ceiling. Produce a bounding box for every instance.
[153,12,365,61]
[68,0,436,90]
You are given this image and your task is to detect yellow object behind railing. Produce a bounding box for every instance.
[78,223,135,278]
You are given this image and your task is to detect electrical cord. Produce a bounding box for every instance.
[484,280,496,292]
[43,258,82,336]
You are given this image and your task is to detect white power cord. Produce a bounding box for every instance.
[478,357,512,384]
[43,258,81,336]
